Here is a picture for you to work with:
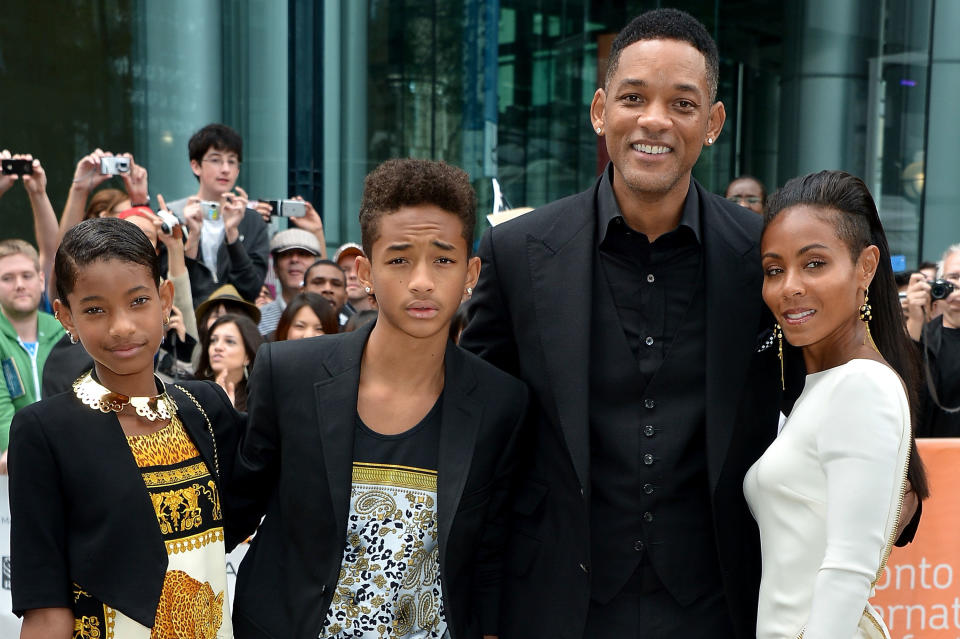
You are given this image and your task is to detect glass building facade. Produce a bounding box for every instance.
[2,0,959,268]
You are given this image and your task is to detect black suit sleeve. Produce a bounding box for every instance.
[460,228,521,377]
[8,408,73,615]
[475,383,529,635]
[230,343,281,537]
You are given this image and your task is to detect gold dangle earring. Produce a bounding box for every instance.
[859,291,878,352]
[774,322,785,390]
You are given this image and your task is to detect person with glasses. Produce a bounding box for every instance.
[166,123,270,306]
[725,175,767,215]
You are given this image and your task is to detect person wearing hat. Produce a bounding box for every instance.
[335,242,376,318]
[258,229,323,335]
[192,284,262,371]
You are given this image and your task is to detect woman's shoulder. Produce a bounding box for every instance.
[820,358,905,398]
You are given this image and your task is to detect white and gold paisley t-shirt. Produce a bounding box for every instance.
[321,397,449,639]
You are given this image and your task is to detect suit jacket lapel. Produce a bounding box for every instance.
[700,183,764,492]
[526,185,597,494]
[314,325,370,542]
[437,343,481,556]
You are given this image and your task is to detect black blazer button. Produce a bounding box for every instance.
[320,584,328,595]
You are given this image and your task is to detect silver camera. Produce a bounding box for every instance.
[100,156,131,175]
[156,209,189,241]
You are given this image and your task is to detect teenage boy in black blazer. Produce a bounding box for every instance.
[231,159,528,639]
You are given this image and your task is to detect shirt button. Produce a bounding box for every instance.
[644,399,656,409]
[643,483,655,495]
[647,273,655,283]
[643,511,654,523]
[643,425,655,437]
[645,336,654,346]
[643,453,654,466]
[634,540,645,552]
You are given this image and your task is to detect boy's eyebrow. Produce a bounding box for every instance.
[432,240,456,250]
[386,243,411,251]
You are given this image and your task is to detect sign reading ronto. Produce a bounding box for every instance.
[871,439,960,638]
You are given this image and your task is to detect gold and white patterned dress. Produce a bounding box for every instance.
[72,415,233,639]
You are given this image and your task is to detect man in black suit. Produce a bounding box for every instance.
[232,159,527,638]
[460,9,780,639]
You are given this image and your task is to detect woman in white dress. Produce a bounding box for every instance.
[744,170,928,639]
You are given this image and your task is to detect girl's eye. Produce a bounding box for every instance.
[132,296,150,305]
[83,307,104,315]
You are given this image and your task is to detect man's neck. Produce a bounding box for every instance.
[1,307,38,343]
[361,322,446,394]
[197,184,225,202]
[612,172,690,242]
[349,295,375,312]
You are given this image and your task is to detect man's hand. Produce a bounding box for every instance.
[120,153,149,205]
[71,149,114,193]
[221,186,249,245]
[289,196,327,257]
[289,196,323,233]
[21,155,47,197]
[905,272,932,341]
[253,199,273,224]
[0,150,16,197]
[0,450,7,475]
[182,196,204,259]
[155,194,189,276]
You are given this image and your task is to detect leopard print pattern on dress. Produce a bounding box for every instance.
[127,416,199,468]
[151,570,223,639]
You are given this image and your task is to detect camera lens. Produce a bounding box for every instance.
[161,222,172,234]
[930,280,955,301]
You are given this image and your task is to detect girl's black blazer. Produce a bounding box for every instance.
[7,379,244,627]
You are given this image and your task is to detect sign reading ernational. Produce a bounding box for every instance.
[871,438,960,638]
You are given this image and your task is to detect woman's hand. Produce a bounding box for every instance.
[215,369,237,407]
[71,149,114,193]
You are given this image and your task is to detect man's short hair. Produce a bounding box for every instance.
[0,239,40,271]
[359,159,476,257]
[606,8,719,102]
[304,259,345,282]
[188,123,244,165]
[937,244,960,278]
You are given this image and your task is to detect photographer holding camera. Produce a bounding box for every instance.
[165,123,269,307]
[909,244,960,436]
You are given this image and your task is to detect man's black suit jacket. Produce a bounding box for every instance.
[460,176,783,639]
[231,324,529,638]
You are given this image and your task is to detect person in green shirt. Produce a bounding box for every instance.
[0,239,64,469]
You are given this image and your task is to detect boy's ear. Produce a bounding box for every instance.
[465,256,481,292]
[357,256,373,293]
[190,160,202,178]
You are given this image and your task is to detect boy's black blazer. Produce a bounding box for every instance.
[8,378,244,627]
[231,323,528,639]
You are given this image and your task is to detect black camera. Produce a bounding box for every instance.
[929,279,955,301]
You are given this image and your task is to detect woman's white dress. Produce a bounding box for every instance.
[743,359,910,639]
